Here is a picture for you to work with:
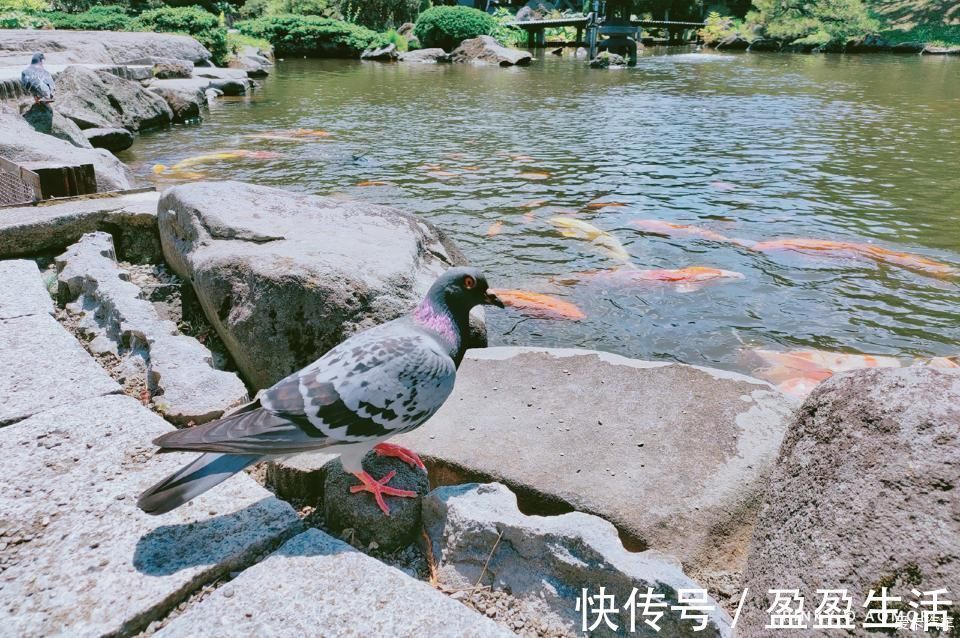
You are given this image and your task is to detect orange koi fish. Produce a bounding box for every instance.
[573,266,744,292]
[427,170,457,178]
[490,289,585,320]
[919,356,960,369]
[631,220,735,243]
[356,180,391,187]
[750,238,957,278]
[486,221,504,237]
[152,150,281,173]
[585,201,627,210]
[521,199,548,209]
[751,348,902,398]
[518,171,550,180]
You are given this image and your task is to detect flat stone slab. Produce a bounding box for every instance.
[395,347,796,604]
[0,313,119,426]
[0,394,301,637]
[0,190,160,262]
[156,528,513,638]
[0,259,52,319]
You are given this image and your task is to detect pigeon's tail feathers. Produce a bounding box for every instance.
[137,452,261,515]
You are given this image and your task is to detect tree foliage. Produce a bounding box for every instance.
[413,5,498,50]
[47,4,133,29]
[748,0,879,45]
[134,6,229,62]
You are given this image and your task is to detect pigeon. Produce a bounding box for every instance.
[138,267,503,516]
[21,52,54,104]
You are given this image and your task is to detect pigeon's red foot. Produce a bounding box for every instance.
[350,470,417,516]
[373,442,427,472]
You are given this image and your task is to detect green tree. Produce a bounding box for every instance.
[748,0,879,45]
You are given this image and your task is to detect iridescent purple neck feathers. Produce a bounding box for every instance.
[413,300,460,354]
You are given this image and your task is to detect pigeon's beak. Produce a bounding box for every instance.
[483,290,504,308]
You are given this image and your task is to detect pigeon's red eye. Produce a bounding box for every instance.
[463,275,476,289]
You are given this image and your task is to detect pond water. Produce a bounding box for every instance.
[125,48,960,377]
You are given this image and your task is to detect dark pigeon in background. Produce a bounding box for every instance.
[137,267,503,517]
[21,52,54,103]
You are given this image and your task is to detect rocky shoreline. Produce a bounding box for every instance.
[1,29,958,638]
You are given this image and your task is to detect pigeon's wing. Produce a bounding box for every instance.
[153,329,456,455]
[40,70,54,99]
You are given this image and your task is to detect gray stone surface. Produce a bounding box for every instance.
[152,60,193,79]
[0,190,160,262]
[227,47,271,77]
[56,232,248,424]
[426,483,732,637]
[155,528,513,638]
[0,29,212,67]
[21,102,93,149]
[83,126,134,152]
[361,43,400,61]
[400,47,451,63]
[0,394,300,637]
[0,259,52,319]
[0,312,119,426]
[148,83,205,122]
[55,66,172,132]
[323,452,429,551]
[0,105,133,193]
[450,36,532,66]
[738,367,960,636]
[157,181,477,390]
[392,347,795,606]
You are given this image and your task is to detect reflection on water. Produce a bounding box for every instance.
[125,48,960,375]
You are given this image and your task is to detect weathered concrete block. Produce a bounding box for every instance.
[0,394,301,637]
[56,232,248,424]
[0,313,119,426]
[155,528,513,638]
[0,190,160,262]
[425,483,733,637]
[0,259,52,319]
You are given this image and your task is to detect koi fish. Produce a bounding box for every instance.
[427,170,457,178]
[521,199,547,209]
[511,154,534,163]
[153,150,281,173]
[591,234,632,264]
[243,134,310,142]
[462,166,480,171]
[572,266,744,292]
[490,289,585,320]
[356,180,390,187]
[631,220,735,243]
[751,348,901,398]
[486,221,504,237]
[518,171,550,180]
[549,217,605,241]
[276,128,331,137]
[585,201,627,210]
[750,238,957,278]
[919,356,960,369]
[710,181,737,191]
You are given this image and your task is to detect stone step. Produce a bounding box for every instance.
[155,528,514,638]
[0,259,52,320]
[0,394,301,637]
[0,190,160,262]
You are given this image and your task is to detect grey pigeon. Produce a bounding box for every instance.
[138,267,503,516]
[21,52,54,103]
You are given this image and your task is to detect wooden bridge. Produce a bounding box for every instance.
[507,16,706,48]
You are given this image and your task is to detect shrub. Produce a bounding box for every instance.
[491,6,524,47]
[135,6,229,63]
[236,14,383,56]
[48,5,133,30]
[380,26,408,51]
[0,0,49,12]
[0,9,51,27]
[749,0,879,46]
[267,0,339,17]
[226,29,270,54]
[337,0,419,31]
[413,5,498,50]
[697,11,752,45]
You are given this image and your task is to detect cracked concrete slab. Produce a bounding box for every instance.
[0,259,52,319]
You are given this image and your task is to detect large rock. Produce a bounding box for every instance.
[891,40,925,53]
[361,43,400,61]
[54,66,172,132]
[155,528,513,637]
[738,367,960,635]
[147,83,204,122]
[922,44,960,55]
[747,37,781,52]
[450,36,532,66]
[0,190,159,261]
[425,483,733,637]
[0,312,119,426]
[157,181,478,390]
[0,259,52,320]
[392,347,795,606]
[715,35,751,50]
[589,51,626,68]
[0,105,133,192]
[0,29,212,67]
[83,127,134,152]
[323,452,429,551]
[21,102,92,149]
[228,45,272,77]
[56,232,249,424]
[0,394,300,637]
[151,59,193,79]
[400,47,451,63]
